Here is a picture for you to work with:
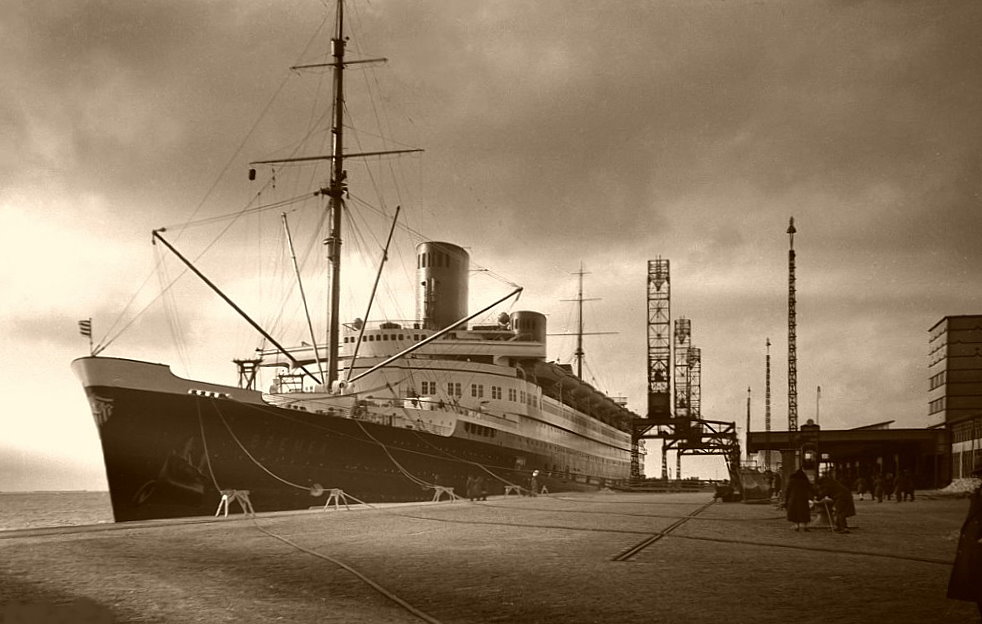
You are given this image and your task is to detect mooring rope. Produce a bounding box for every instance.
[199,398,445,624]
[251,519,445,624]
[409,430,520,490]
[353,419,435,489]
[212,402,311,491]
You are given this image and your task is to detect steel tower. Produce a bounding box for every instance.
[646,259,672,419]
[688,347,701,420]
[672,319,692,481]
[638,258,671,480]
[673,318,692,420]
[787,217,798,432]
[765,337,772,470]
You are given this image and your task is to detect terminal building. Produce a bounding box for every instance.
[929,314,982,480]
[747,314,982,489]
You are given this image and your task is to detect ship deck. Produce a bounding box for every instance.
[0,490,974,623]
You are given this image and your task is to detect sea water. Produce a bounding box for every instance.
[0,491,113,531]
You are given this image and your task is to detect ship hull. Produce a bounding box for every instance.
[75,358,617,522]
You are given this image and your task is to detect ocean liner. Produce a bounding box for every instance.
[73,1,637,522]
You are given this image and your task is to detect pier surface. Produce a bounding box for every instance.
[0,491,975,623]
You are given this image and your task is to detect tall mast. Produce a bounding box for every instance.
[787,217,798,432]
[572,264,593,378]
[248,0,421,389]
[765,337,771,470]
[557,264,612,380]
[326,1,347,385]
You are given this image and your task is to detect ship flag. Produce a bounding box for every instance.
[78,319,92,337]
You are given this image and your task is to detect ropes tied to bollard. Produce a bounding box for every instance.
[197,398,446,624]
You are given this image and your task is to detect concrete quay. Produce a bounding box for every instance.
[0,491,976,623]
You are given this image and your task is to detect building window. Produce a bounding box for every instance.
[421,381,436,395]
[471,384,484,398]
[929,370,946,391]
[446,382,462,398]
[929,396,946,415]
[491,386,501,400]
[508,388,517,402]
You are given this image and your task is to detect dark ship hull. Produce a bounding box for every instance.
[75,357,616,522]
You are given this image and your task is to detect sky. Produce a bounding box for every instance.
[2,0,981,491]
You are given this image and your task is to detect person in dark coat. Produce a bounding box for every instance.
[465,475,479,501]
[785,468,813,531]
[896,470,915,502]
[884,473,895,501]
[947,462,982,619]
[872,474,885,503]
[475,475,487,501]
[820,476,857,533]
[771,470,784,502]
[528,470,540,497]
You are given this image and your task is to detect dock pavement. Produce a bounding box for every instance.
[0,490,976,623]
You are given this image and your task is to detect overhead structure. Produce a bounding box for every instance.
[635,258,671,480]
[632,258,741,486]
[787,217,799,432]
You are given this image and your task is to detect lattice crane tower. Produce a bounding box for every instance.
[673,318,692,420]
[647,259,672,418]
[688,346,701,420]
[787,217,799,432]
[673,319,692,480]
[641,258,672,480]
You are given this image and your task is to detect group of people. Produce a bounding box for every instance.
[783,469,856,533]
[777,462,982,618]
[853,471,916,502]
[782,468,918,533]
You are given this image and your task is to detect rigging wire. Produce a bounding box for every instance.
[94,13,331,354]
[155,244,191,373]
[157,192,316,232]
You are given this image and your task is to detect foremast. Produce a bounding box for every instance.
[325,1,347,386]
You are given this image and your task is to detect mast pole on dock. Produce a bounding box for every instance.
[787,217,798,433]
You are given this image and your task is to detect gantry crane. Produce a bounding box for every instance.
[631,258,741,485]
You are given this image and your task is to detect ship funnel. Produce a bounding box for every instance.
[510,310,547,343]
[416,242,469,330]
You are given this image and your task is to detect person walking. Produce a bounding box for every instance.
[855,476,869,501]
[528,470,540,497]
[900,470,916,502]
[947,461,982,620]
[785,468,813,531]
[873,474,885,503]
